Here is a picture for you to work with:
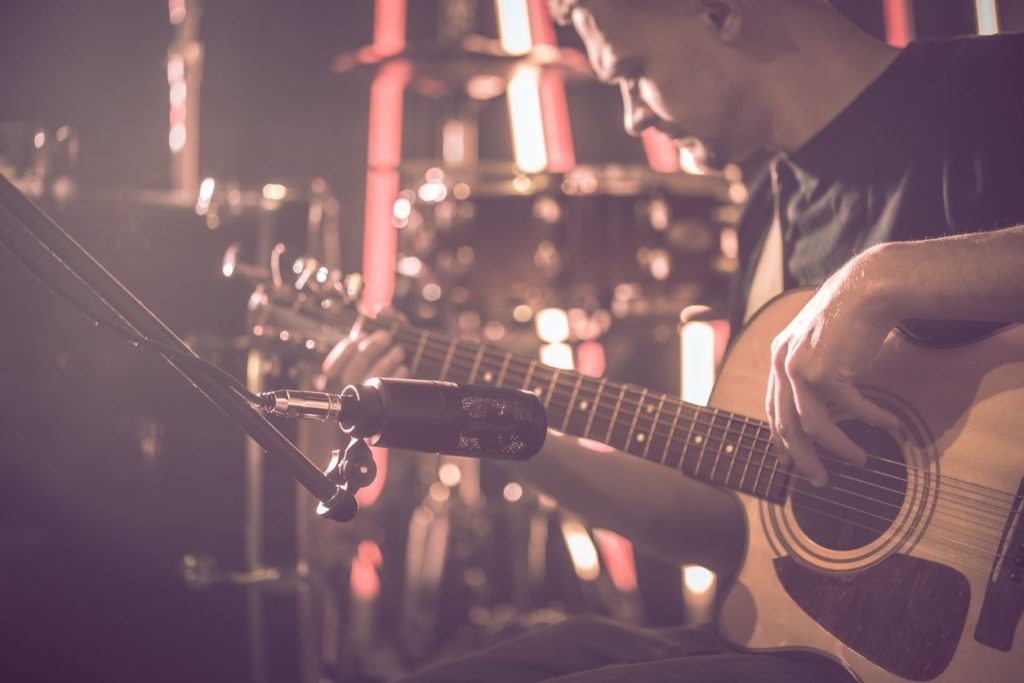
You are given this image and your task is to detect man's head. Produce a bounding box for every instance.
[549,0,879,167]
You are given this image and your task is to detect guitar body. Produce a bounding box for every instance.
[714,289,1024,682]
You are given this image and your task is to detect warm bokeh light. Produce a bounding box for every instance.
[882,0,915,47]
[561,517,600,581]
[975,0,999,35]
[540,343,575,370]
[507,66,548,174]
[681,321,716,406]
[438,462,462,487]
[495,0,533,56]
[535,307,570,343]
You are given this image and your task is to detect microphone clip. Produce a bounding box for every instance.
[316,437,379,523]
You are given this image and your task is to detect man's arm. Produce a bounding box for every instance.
[767,225,1024,485]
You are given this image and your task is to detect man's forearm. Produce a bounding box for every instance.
[863,225,1024,325]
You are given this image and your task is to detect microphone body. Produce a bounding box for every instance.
[259,378,546,461]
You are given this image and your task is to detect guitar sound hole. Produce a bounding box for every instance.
[791,421,907,551]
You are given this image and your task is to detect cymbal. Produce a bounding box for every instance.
[333,36,594,98]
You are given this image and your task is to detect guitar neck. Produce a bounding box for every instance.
[363,316,789,503]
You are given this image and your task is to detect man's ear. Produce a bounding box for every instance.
[693,0,743,42]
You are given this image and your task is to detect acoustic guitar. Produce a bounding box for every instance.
[264,287,1024,681]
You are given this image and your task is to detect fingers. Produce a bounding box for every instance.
[821,382,900,431]
[790,376,868,467]
[771,354,828,487]
[768,343,902,488]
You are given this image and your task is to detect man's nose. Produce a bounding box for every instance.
[620,79,657,137]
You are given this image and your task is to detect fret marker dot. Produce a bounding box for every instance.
[645,404,655,414]
[579,400,589,411]
[694,435,704,445]
[533,387,543,397]
[636,433,646,443]
[483,371,494,382]
[725,444,735,454]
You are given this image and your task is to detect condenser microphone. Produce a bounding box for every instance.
[257,378,547,461]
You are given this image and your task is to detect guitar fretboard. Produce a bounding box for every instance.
[361,316,789,503]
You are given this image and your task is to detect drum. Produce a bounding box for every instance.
[389,162,740,336]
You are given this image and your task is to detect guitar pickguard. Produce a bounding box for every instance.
[774,554,970,681]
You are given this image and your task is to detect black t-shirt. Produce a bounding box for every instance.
[732,33,1024,338]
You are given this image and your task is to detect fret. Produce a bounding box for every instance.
[410,330,430,376]
[583,378,607,440]
[604,385,628,446]
[641,395,666,461]
[496,352,512,387]
[678,408,701,476]
[522,359,537,391]
[564,376,599,438]
[708,412,734,484]
[688,409,716,478]
[725,418,748,491]
[751,438,773,499]
[543,368,560,409]
[659,402,684,467]
[479,349,501,384]
[623,389,649,453]
[561,375,584,433]
[765,456,786,502]
[438,338,458,380]
[467,345,486,384]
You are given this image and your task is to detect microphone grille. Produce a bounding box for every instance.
[456,386,546,460]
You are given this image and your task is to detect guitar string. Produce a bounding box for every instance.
[323,316,1019,565]
[407,333,1024,532]
[400,331,1023,512]
[407,341,1021,546]
[401,331,1024,524]
[435,337,1023,513]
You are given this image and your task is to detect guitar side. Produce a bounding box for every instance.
[713,289,1024,682]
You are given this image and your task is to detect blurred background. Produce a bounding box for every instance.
[0,1,1019,681]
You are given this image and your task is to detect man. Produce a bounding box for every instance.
[330,1,1024,679]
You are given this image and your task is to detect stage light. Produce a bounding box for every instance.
[975,0,999,35]
[681,320,716,407]
[503,481,524,502]
[536,307,570,343]
[540,342,574,370]
[513,304,534,323]
[262,183,287,201]
[438,462,462,487]
[496,0,533,56]
[561,517,600,581]
[507,66,548,174]
[168,125,186,153]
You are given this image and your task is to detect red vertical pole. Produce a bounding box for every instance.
[527,0,576,172]
[882,0,915,47]
[359,0,409,507]
[642,129,680,173]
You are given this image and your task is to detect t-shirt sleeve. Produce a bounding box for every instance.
[941,34,1024,234]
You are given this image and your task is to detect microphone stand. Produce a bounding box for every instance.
[0,172,361,522]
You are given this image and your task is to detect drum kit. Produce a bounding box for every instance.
[0,2,743,681]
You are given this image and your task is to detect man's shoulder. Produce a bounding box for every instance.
[911,33,1024,85]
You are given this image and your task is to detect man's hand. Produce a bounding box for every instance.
[766,246,900,486]
[317,306,409,391]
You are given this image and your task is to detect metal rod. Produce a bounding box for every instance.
[0,172,337,503]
